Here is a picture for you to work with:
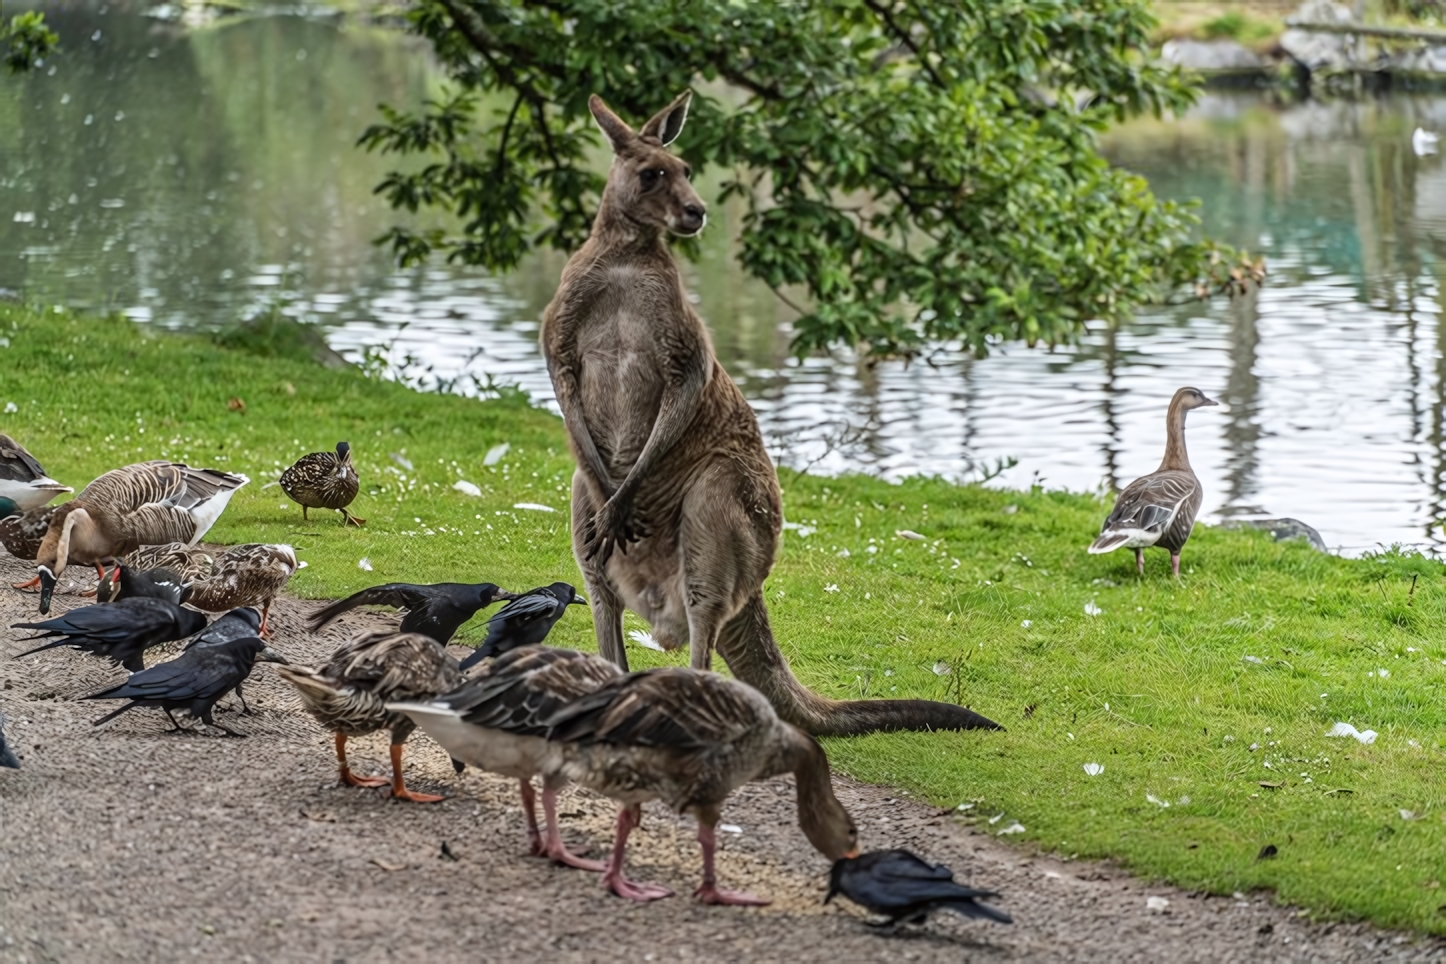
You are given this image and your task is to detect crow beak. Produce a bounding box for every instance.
[259,646,289,665]
[570,593,588,606]
[495,589,519,602]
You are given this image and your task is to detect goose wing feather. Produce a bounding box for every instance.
[0,435,48,484]
[544,668,763,749]
[1100,471,1197,535]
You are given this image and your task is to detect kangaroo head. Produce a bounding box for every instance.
[589,91,706,237]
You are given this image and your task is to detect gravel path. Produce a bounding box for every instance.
[1,555,1443,963]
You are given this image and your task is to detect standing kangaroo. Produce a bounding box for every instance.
[539,92,1001,736]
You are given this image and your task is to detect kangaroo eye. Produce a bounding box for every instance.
[640,168,663,189]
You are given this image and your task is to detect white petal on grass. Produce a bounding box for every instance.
[1400,809,1420,821]
[452,480,482,497]
[719,823,743,834]
[513,502,555,512]
[1243,655,1264,664]
[932,662,952,676]
[296,561,309,569]
[3,402,16,414]
[1082,763,1103,777]
[357,558,373,572]
[823,584,839,593]
[389,451,414,470]
[1146,896,1170,912]
[987,812,1004,825]
[1145,793,1170,808]
[996,821,1026,836]
[1325,722,1377,744]
[896,529,926,541]
[483,443,510,466]
[627,630,664,652]
[1083,601,1102,617]
[1021,620,1032,628]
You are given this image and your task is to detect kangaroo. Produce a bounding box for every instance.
[538,92,1001,736]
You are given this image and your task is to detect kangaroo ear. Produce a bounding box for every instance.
[588,94,635,154]
[640,90,691,146]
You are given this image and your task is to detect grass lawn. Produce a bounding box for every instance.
[4,305,1446,932]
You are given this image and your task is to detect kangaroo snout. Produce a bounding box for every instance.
[677,203,707,236]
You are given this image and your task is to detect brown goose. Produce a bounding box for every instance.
[280,441,363,526]
[276,632,459,803]
[541,665,858,904]
[100,544,299,635]
[0,435,71,511]
[1089,387,1218,576]
[22,461,249,613]
[389,646,623,870]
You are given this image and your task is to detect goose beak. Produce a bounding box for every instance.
[1201,395,1220,407]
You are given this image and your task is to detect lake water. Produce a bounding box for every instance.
[4,5,1446,556]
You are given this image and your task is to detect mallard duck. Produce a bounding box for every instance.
[276,632,460,803]
[0,499,56,561]
[14,597,208,673]
[519,662,858,903]
[23,461,249,613]
[456,582,586,670]
[182,544,299,636]
[86,634,288,737]
[308,580,514,645]
[0,434,72,512]
[114,542,216,583]
[1088,387,1218,577]
[280,441,363,526]
[826,849,1012,925]
[389,646,623,869]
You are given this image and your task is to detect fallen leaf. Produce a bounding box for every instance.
[1258,781,1283,790]
[439,841,458,862]
[226,397,246,412]
[1323,788,1354,795]
[371,858,406,872]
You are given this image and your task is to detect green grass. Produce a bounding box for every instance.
[4,305,1446,931]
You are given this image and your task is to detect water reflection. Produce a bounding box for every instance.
[4,6,1446,554]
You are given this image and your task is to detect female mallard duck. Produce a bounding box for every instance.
[0,434,71,512]
[99,544,299,635]
[23,461,249,613]
[389,646,623,870]
[276,632,459,803]
[0,498,56,562]
[280,441,363,526]
[1089,386,1218,576]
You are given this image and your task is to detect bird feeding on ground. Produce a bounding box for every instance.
[280,441,363,526]
[14,597,208,673]
[277,632,462,803]
[389,645,623,869]
[457,582,586,671]
[825,849,1012,926]
[308,580,514,645]
[1088,387,1218,577]
[85,634,288,737]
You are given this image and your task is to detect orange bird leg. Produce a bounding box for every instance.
[258,603,272,639]
[520,779,544,856]
[693,820,769,906]
[388,743,445,803]
[335,733,388,788]
[95,562,109,582]
[12,576,40,591]
[542,786,606,871]
[600,804,673,902]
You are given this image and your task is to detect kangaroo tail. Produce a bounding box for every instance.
[715,594,1003,737]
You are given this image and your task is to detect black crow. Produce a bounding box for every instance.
[182,607,264,713]
[307,581,513,645]
[457,582,586,670]
[14,597,208,673]
[825,849,1012,925]
[0,710,18,769]
[85,635,288,737]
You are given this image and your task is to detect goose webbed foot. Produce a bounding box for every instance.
[542,786,606,871]
[12,577,39,591]
[387,743,445,803]
[693,820,769,906]
[600,804,673,901]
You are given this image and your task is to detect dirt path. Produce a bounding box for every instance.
[1,555,1443,963]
